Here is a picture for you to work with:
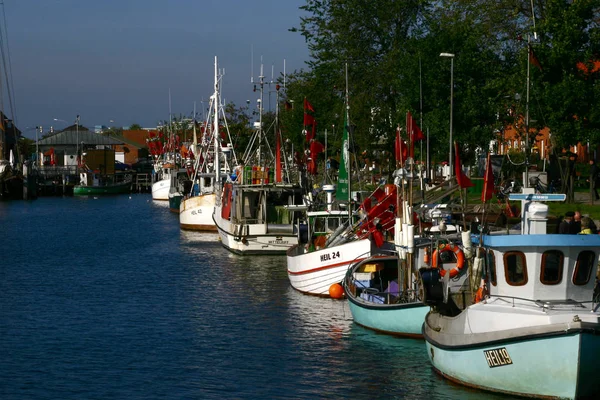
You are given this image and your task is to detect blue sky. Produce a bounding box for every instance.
[3,0,310,138]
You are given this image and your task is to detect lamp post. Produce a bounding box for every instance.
[76,115,80,167]
[35,126,41,167]
[440,52,455,181]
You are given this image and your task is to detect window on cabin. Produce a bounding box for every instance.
[540,250,564,285]
[486,249,497,286]
[504,251,527,286]
[573,251,596,286]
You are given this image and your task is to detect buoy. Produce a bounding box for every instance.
[423,246,430,265]
[329,283,344,299]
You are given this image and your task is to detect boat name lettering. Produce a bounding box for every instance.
[268,237,288,245]
[191,209,202,215]
[483,347,512,368]
[320,251,341,262]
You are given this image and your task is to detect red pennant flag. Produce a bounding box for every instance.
[529,45,543,72]
[454,142,474,188]
[481,153,494,202]
[407,111,425,158]
[410,114,425,142]
[394,127,407,165]
[303,98,314,112]
[303,113,315,127]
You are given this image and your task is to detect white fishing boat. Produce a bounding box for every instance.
[212,63,305,255]
[421,190,600,399]
[180,57,236,231]
[287,184,398,297]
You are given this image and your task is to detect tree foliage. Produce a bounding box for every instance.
[277,0,600,169]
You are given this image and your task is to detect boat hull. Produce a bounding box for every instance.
[151,178,169,201]
[214,215,297,255]
[179,194,217,231]
[424,320,600,399]
[73,182,131,196]
[286,239,373,296]
[348,300,429,338]
[169,193,182,213]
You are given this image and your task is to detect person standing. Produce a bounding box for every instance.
[573,211,582,233]
[589,159,599,201]
[558,211,575,234]
[579,217,594,234]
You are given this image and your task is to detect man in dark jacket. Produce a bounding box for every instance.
[558,211,575,234]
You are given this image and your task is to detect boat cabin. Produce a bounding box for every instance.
[479,234,599,303]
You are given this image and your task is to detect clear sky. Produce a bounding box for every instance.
[3,0,310,138]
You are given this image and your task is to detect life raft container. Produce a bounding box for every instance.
[432,243,465,279]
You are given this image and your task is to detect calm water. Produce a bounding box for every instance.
[1,195,516,399]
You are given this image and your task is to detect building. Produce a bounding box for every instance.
[36,124,124,167]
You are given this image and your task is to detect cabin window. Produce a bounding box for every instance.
[486,249,497,286]
[540,250,564,285]
[573,251,596,286]
[504,251,527,286]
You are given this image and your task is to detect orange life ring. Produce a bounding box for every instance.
[432,243,465,279]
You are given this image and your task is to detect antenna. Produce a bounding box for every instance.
[250,44,254,83]
[530,0,537,40]
[283,59,286,88]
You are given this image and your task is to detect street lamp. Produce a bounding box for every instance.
[35,126,42,167]
[440,52,455,181]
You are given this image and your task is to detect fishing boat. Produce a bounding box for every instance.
[212,63,305,255]
[180,56,236,231]
[287,184,398,296]
[74,171,132,195]
[151,162,177,201]
[287,68,399,296]
[421,189,600,399]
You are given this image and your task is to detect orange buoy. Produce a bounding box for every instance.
[423,246,430,265]
[329,283,344,299]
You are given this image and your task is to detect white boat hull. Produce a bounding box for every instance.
[214,212,298,255]
[151,178,170,201]
[286,239,374,296]
[180,193,217,231]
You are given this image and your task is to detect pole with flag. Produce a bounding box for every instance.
[336,64,351,219]
[481,152,495,228]
[454,141,473,229]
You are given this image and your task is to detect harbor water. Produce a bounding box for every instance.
[1,195,516,399]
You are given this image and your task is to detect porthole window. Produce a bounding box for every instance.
[504,251,527,286]
[573,251,596,286]
[540,250,564,285]
[486,249,497,286]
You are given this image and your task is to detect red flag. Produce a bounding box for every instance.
[529,45,543,72]
[303,98,314,112]
[410,113,425,142]
[303,113,315,127]
[481,153,494,202]
[407,111,425,158]
[394,127,407,165]
[454,142,474,188]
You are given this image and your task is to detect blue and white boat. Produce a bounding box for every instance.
[344,237,470,338]
[422,192,600,399]
[343,251,430,338]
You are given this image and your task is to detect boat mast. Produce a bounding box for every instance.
[214,56,220,190]
[345,63,352,220]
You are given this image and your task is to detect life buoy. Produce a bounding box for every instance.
[432,243,465,279]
